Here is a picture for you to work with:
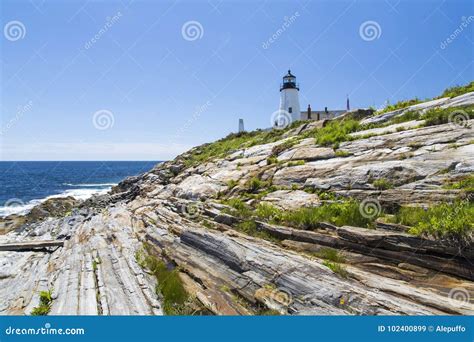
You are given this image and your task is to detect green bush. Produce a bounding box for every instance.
[266,156,279,165]
[255,203,282,221]
[313,120,360,147]
[227,179,238,189]
[322,261,349,278]
[271,138,299,156]
[422,106,474,127]
[437,81,474,99]
[278,199,377,229]
[394,201,474,241]
[222,198,252,217]
[316,247,345,263]
[378,98,422,114]
[31,290,53,316]
[286,160,305,167]
[443,174,474,191]
[235,220,279,242]
[335,150,350,157]
[390,110,421,124]
[247,177,268,193]
[372,178,393,190]
[138,250,189,315]
[183,125,304,168]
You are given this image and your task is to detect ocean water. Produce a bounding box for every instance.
[0,161,159,217]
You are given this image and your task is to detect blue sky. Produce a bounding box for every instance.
[1,0,472,160]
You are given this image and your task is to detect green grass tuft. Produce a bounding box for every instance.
[372,178,394,190]
[389,110,421,124]
[31,290,53,316]
[443,174,474,192]
[316,247,346,263]
[437,81,474,99]
[393,201,474,241]
[312,120,360,147]
[323,261,349,278]
[254,199,378,229]
[421,106,474,127]
[136,245,192,315]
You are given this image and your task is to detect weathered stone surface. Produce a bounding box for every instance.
[262,190,320,210]
[175,174,226,200]
[278,147,335,162]
[0,95,473,316]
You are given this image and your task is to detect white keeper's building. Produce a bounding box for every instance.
[274,69,350,128]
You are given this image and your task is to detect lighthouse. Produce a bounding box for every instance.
[279,69,301,123]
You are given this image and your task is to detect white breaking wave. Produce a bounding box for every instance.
[0,187,112,218]
[62,183,117,187]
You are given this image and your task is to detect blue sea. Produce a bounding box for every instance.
[0,161,159,217]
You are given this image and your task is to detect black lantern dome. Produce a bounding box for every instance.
[280,69,299,91]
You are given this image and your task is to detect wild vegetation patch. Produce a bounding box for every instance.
[421,105,474,127]
[378,98,422,115]
[443,174,474,192]
[315,247,346,263]
[437,81,474,99]
[31,290,53,316]
[322,261,349,278]
[372,178,394,190]
[136,244,200,315]
[391,201,473,241]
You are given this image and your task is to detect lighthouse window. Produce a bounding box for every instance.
[288,107,293,113]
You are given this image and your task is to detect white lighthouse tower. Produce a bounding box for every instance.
[278,69,301,124]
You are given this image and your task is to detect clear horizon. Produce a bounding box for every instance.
[1,0,473,161]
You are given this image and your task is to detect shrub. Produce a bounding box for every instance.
[137,247,189,315]
[394,201,474,241]
[287,160,305,167]
[255,203,282,221]
[437,81,474,99]
[390,110,421,124]
[227,179,238,189]
[279,199,377,229]
[372,178,393,190]
[222,198,252,217]
[316,247,345,263]
[422,106,474,127]
[323,261,349,278]
[31,290,53,316]
[266,156,279,165]
[335,150,350,157]
[247,177,268,193]
[443,174,474,191]
[378,98,422,114]
[182,125,303,168]
[235,220,279,242]
[313,120,360,147]
[271,138,299,156]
